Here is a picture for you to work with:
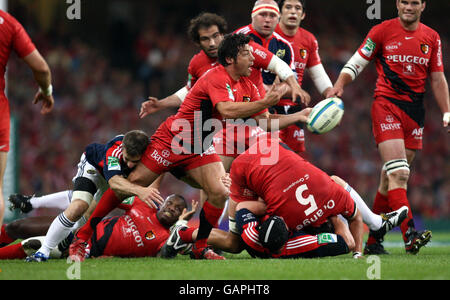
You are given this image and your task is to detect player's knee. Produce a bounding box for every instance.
[387,168,410,185]
[64,199,90,222]
[72,177,96,203]
[330,175,346,188]
[383,159,410,185]
[207,185,229,206]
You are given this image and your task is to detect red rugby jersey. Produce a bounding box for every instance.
[153,64,266,154]
[94,198,170,257]
[357,18,443,103]
[230,137,356,231]
[275,25,322,105]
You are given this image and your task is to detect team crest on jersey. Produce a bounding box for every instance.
[276,49,286,59]
[145,230,156,240]
[420,44,429,55]
[243,95,251,102]
[299,49,307,59]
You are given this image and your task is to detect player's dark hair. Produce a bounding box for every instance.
[188,12,228,44]
[277,0,306,11]
[258,216,289,253]
[218,33,251,67]
[122,130,150,157]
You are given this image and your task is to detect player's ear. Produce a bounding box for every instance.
[225,56,235,65]
[300,11,306,21]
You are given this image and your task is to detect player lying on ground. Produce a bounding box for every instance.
[0,195,194,260]
[24,130,163,262]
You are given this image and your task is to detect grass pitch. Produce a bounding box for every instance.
[0,232,449,280]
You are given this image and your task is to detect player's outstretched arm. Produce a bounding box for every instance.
[108,175,164,209]
[216,83,283,119]
[139,86,188,118]
[255,107,312,131]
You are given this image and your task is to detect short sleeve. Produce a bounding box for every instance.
[357,25,383,61]
[11,16,36,58]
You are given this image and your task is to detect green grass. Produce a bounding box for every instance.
[1,232,449,280]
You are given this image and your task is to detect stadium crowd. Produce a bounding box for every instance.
[5,0,449,220]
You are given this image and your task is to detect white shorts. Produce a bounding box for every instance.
[71,153,108,204]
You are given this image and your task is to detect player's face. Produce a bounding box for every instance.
[198,25,223,58]
[397,0,425,25]
[280,0,305,29]
[234,44,255,77]
[252,11,279,39]
[122,150,141,170]
[157,196,186,227]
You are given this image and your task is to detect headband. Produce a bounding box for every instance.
[251,3,280,18]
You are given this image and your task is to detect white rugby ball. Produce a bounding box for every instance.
[306,97,344,134]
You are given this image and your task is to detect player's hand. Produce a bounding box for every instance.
[139,97,163,119]
[294,107,313,123]
[325,86,344,98]
[292,85,311,106]
[179,200,199,221]
[221,173,231,190]
[264,82,285,107]
[33,91,54,114]
[140,187,165,209]
[443,112,450,133]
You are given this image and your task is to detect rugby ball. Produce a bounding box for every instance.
[306,97,344,134]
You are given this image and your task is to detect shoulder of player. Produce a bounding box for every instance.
[192,65,225,87]
[234,25,252,35]
[297,27,318,42]
[0,10,20,31]
[419,22,440,38]
[271,31,293,47]
[188,51,206,71]
[105,137,124,158]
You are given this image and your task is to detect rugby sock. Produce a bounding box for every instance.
[388,188,414,242]
[367,191,390,246]
[345,184,382,231]
[372,191,390,214]
[178,227,196,243]
[39,212,75,257]
[0,225,15,246]
[195,201,223,249]
[30,190,72,211]
[76,188,121,241]
[0,243,26,259]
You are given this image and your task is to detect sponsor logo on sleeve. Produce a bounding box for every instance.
[107,156,121,171]
[361,38,376,57]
